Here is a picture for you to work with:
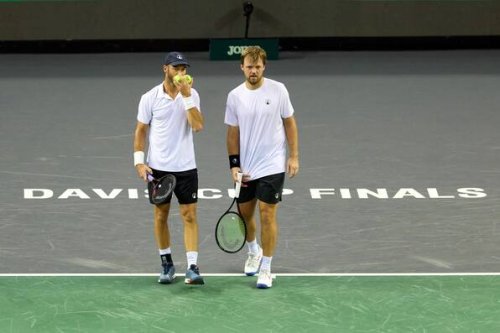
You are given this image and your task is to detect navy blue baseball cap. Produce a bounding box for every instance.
[164,51,190,66]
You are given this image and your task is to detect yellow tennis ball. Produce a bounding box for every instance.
[185,75,193,84]
[173,75,181,84]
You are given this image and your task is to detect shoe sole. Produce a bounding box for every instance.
[256,283,271,289]
[184,278,205,285]
[158,274,176,284]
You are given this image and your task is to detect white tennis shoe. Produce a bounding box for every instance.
[256,269,273,289]
[244,247,263,276]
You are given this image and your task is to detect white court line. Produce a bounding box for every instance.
[1,272,500,277]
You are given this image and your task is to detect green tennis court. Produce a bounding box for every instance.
[2,274,500,332]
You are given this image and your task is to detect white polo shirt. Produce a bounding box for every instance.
[137,83,201,172]
[224,78,294,180]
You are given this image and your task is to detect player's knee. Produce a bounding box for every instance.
[259,210,276,225]
[180,210,196,225]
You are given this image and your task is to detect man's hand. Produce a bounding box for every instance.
[231,167,250,184]
[135,164,153,182]
[287,156,299,178]
[173,75,193,98]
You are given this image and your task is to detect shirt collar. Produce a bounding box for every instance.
[157,83,178,100]
[156,82,181,101]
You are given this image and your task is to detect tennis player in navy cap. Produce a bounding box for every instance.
[133,51,205,285]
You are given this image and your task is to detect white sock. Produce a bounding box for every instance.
[159,248,171,255]
[260,256,272,272]
[186,251,198,267]
[247,239,260,254]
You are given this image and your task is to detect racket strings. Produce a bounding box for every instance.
[216,212,246,253]
[153,183,172,201]
[149,175,176,204]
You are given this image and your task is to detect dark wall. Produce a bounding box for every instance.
[1,0,499,41]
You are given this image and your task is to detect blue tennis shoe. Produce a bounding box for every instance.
[185,264,205,285]
[158,263,176,284]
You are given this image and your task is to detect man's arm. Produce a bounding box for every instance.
[227,125,241,182]
[133,121,152,181]
[227,125,239,155]
[177,80,204,132]
[186,107,204,132]
[284,115,299,178]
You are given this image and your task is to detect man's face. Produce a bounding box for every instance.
[241,57,265,86]
[164,64,187,82]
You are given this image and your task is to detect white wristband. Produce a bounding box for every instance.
[133,151,145,166]
[182,96,196,110]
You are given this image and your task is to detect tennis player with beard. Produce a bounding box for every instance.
[224,46,299,289]
[133,51,205,286]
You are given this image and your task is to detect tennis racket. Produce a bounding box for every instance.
[147,173,176,205]
[215,173,247,253]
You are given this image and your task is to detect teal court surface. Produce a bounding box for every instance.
[1,273,500,332]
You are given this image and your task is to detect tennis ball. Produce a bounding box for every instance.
[173,74,192,84]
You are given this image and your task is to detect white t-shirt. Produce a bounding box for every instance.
[137,83,201,172]
[224,78,294,180]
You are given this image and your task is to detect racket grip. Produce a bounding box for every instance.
[147,174,154,182]
[234,172,243,198]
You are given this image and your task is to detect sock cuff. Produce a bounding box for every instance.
[187,251,198,267]
[159,248,171,255]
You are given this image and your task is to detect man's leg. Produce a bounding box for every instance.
[256,201,278,289]
[154,203,171,248]
[258,201,278,258]
[238,198,258,242]
[179,203,198,252]
[154,203,176,284]
[239,199,263,276]
[180,203,204,285]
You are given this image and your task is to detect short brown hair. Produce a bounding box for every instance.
[240,46,267,65]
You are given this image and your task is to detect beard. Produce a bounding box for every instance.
[247,74,263,86]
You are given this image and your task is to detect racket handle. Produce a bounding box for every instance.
[234,172,243,198]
